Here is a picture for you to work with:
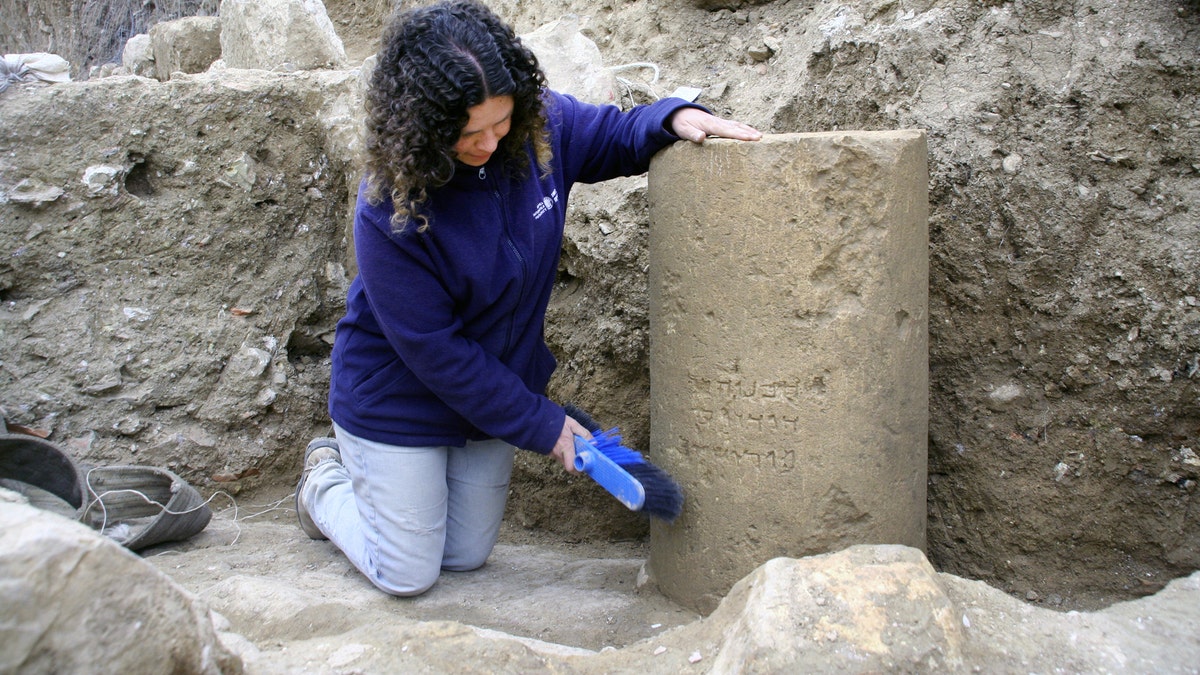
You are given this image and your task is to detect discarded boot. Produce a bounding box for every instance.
[1,433,212,551]
[80,465,213,551]
[0,433,85,519]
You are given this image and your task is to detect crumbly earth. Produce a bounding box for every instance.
[0,0,1197,636]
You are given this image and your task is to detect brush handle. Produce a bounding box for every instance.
[574,436,646,512]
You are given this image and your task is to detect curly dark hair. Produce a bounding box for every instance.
[363,0,551,232]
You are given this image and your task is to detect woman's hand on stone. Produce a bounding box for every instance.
[669,107,763,144]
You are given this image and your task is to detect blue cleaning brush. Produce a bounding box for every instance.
[573,433,644,511]
[565,405,684,522]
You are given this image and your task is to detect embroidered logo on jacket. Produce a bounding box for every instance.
[532,189,559,220]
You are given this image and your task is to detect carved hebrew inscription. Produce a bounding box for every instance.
[689,375,820,472]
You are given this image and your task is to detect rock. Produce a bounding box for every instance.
[140,533,1200,674]
[121,33,155,78]
[0,502,242,674]
[521,15,617,104]
[196,345,277,422]
[80,164,123,197]
[658,545,1200,674]
[938,559,1200,674]
[6,178,64,206]
[221,153,258,191]
[985,382,1024,411]
[1054,461,1072,481]
[88,63,120,79]
[1177,447,1199,467]
[149,16,222,81]
[702,547,967,672]
[219,0,347,72]
[688,0,774,10]
[747,41,773,62]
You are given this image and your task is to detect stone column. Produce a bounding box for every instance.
[646,131,929,614]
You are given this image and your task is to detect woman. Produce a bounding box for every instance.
[296,0,761,596]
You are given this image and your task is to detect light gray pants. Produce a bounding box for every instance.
[300,423,515,596]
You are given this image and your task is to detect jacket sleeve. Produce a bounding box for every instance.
[353,202,565,453]
[545,90,709,186]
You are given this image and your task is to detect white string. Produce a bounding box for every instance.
[608,62,661,83]
[82,466,249,547]
[608,62,663,107]
[81,470,314,551]
[84,467,218,526]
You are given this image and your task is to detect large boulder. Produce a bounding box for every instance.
[219,0,348,72]
[0,501,242,674]
[120,33,156,78]
[521,15,617,105]
[678,545,1200,673]
[150,16,223,81]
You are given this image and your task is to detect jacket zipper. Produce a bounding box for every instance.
[483,167,527,358]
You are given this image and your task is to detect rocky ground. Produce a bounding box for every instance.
[7,495,1200,674]
[145,486,701,652]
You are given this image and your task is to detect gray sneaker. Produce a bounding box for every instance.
[295,437,341,540]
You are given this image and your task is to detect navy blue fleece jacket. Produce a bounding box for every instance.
[328,91,700,454]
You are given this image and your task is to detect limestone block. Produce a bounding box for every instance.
[521,15,617,105]
[646,131,929,614]
[150,16,222,81]
[121,33,155,78]
[219,0,347,72]
[0,502,241,674]
[707,546,965,671]
[6,178,64,206]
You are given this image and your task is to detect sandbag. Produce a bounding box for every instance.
[1,53,71,93]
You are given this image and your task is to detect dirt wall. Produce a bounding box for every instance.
[0,71,355,485]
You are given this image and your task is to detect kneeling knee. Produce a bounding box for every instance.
[441,554,487,573]
[370,566,440,597]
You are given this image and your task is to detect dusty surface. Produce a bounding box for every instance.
[143,486,699,653]
[10,490,1200,674]
[116,506,1199,674]
[0,0,1198,640]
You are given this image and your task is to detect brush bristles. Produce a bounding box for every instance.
[598,432,683,521]
[590,429,644,465]
[564,404,602,434]
[625,463,684,522]
[563,403,684,522]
